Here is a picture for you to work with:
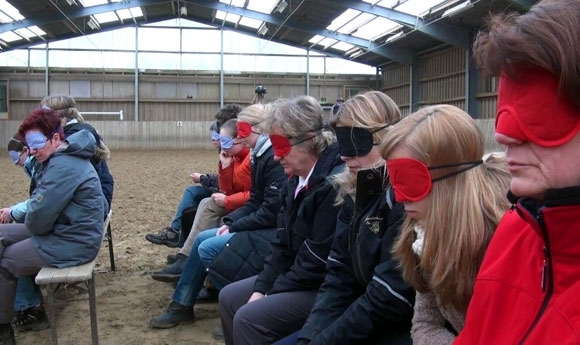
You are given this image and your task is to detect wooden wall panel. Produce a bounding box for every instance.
[381,63,410,112]
[420,47,466,108]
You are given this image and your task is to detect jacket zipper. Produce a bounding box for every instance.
[518,209,553,345]
[350,206,365,284]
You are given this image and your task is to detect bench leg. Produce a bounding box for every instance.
[47,283,58,345]
[106,223,115,271]
[88,275,99,345]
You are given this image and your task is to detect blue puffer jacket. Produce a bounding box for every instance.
[26,130,106,268]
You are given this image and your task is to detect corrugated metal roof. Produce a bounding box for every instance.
[0,0,536,67]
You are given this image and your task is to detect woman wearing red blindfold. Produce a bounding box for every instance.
[456,1,580,344]
[219,96,344,345]
[290,90,415,345]
[381,105,511,345]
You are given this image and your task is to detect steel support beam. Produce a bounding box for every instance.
[189,0,413,64]
[0,0,168,34]
[338,0,471,50]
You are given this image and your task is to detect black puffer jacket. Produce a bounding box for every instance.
[207,136,286,286]
[207,229,277,287]
[298,167,415,345]
[222,135,285,232]
[253,142,344,295]
[64,122,114,213]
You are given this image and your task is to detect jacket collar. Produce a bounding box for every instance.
[515,186,580,260]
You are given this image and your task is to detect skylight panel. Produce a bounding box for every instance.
[332,41,355,51]
[79,0,108,6]
[239,17,262,29]
[0,0,25,23]
[327,9,360,31]
[14,28,37,39]
[318,37,337,49]
[308,35,324,45]
[362,0,381,5]
[219,0,246,7]
[376,0,400,8]
[0,31,22,42]
[226,13,241,23]
[94,11,119,23]
[27,26,47,36]
[116,7,143,20]
[215,10,241,24]
[215,10,227,21]
[396,0,448,17]
[0,12,12,23]
[247,0,278,14]
[352,16,400,40]
[337,12,375,34]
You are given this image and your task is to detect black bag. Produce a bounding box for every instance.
[179,206,198,243]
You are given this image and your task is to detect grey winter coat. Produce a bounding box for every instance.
[26,130,106,268]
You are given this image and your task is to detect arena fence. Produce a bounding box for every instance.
[0,119,501,152]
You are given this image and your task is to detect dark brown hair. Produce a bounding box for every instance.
[18,108,64,140]
[7,133,26,152]
[473,0,580,109]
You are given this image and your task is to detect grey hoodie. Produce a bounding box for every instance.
[25,129,106,268]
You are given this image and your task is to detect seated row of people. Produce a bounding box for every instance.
[141,89,511,345]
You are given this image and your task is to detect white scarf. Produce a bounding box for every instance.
[412,225,425,256]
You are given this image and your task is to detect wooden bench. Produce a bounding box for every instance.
[35,210,113,345]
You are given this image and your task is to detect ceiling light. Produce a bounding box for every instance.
[442,1,473,17]
[257,23,268,36]
[180,6,188,16]
[87,19,100,30]
[275,0,288,13]
[66,0,77,5]
[385,31,404,43]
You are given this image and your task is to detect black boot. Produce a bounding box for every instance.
[0,324,15,345]
[149,302,195,329]
[12,305,50,332]
[151,254,187,283]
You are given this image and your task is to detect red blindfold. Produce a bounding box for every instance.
[496,70,580,147]
[270,134,292,157]
[386,158,483,202]
[237,121,253,139]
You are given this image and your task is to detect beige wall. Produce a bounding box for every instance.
[0,69,375,122]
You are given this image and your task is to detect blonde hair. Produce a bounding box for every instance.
[380,105,511,313]
[40,95,84,122]
[331,91,401,202]
[263,95,334,157]
[238,103,270,134]
[40,95,110,161]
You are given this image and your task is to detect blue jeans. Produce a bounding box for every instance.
[170,185,212,231]
[13,276,41,311]
[172,228,234,307]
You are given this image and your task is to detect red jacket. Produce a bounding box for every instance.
[218,146,251,213]
[455,189,580,345]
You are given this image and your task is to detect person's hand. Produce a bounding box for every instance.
[220,151,233,168]
[189,172,202,183]
[211,193,226,207]
[0,208,12,224]
[247,292,265,304]
[216,225,230,236]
